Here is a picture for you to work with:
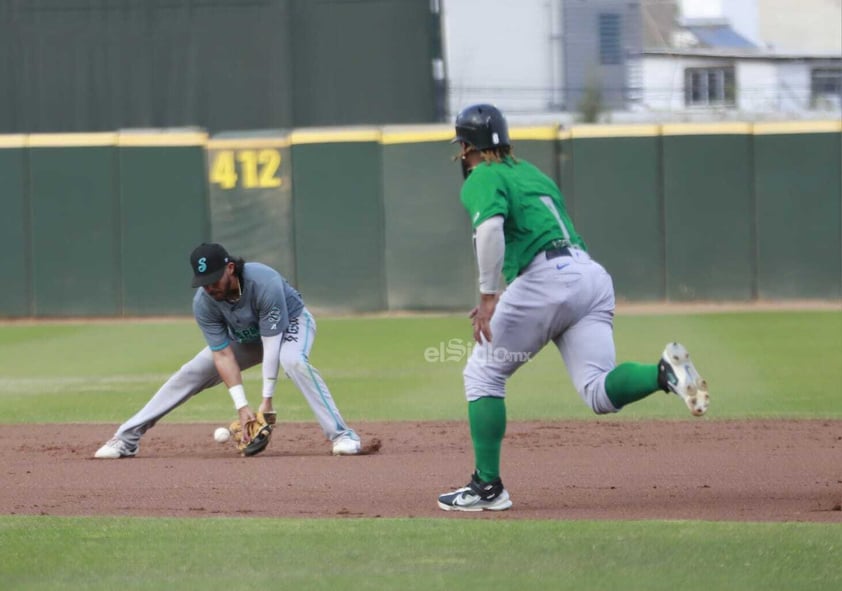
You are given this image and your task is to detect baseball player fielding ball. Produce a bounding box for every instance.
[93,242,369,460]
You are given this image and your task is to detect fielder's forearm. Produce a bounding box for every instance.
[260,333,283,399]
[212,347,248,409]
[475,215,505,294]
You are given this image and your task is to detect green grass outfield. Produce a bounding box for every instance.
[1,517,839,591]
[0,310,840,590]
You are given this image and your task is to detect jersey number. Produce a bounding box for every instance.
[540,196,572,242]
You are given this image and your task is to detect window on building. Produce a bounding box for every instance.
[811,68,842,108]
[684,67,735,107]
[599,13,622,65]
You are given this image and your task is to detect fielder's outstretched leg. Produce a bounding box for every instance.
[279,308,361,455]
[94,343,262,459]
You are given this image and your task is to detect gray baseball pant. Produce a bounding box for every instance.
[463,248,620,414]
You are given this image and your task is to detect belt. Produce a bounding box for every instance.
[544,246,571,260]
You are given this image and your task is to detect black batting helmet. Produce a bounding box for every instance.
[452,104,510,151]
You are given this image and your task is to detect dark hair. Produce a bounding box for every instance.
[233,257,246,278]
[479,145,517,165]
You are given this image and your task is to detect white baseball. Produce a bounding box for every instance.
[213,427,231,443]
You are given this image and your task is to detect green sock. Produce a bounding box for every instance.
[604,363,659,409]
[468,397,506,483]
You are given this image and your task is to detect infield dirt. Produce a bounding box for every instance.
[1,419,840,522]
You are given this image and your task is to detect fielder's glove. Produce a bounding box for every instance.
[229,411,275,457]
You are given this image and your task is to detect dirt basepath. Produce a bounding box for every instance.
[1,420,840,522]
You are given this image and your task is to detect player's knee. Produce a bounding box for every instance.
[171,355,216,386]
[580,379,618,415]
[280,356,309,378]
[463,365,506,400]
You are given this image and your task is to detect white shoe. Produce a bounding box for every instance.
[332,433,361,455]
[94,437,138,459]
[438,473,512,512]
[658,342,710,416]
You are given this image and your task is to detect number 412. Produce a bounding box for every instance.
[210,149,282,190]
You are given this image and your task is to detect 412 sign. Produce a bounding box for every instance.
[209,149,283,190]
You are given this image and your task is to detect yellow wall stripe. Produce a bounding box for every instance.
[27,133,118,147]
[380,125,561,144]
[570,124,660,138]
[207,137,291,149]
[0,135,25,148]
[381,125,453,145]
[4,120,837,150]
[509,126,559,141]
[661,122,753,136]
[291,127,382,144]
[753,120,842,135]
[117,131,208,147]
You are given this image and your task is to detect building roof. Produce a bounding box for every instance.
[641,48,842,61]
[685,23,757,49]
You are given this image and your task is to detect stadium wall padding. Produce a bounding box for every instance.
[0,137,30,316]
[27,136,121,316]
[206,132,296,287]
[0,0,439,134]
[661,124,756,301]
[0,120,838,317]
[565,126,665,301]
[752,122,842,299]
[290,129,387,312]
[118,131,210,316]
[380,126,475,310]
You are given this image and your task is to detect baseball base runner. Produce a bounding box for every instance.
[437,104,709,512]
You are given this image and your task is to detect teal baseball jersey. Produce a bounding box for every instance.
[460,157,585,282]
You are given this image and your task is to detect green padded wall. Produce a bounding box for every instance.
[2,1,439,133]
[289,0,437,127]
[4,121,841,318]
[753,123,842,299]
[662,124,754,301]
[510,128,559,183]
[118,131,209,315]
[207,132,296,285]
[0,137,30,316]
[381,127,474,310]
[559,131,576,219]
[568,127,664,300]
[291,130,386,312]
[28,135,120,316]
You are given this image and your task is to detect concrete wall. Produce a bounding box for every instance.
[441,0,561,114]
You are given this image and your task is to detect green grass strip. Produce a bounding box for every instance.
[1,516,839,591]
[0,310,840,422]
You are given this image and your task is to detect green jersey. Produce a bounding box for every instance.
[460,157,585,282]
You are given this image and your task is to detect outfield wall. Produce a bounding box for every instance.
[0,0,441,133]
[0,121,839,317]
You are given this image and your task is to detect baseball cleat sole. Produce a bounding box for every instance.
[661,342,709,416]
